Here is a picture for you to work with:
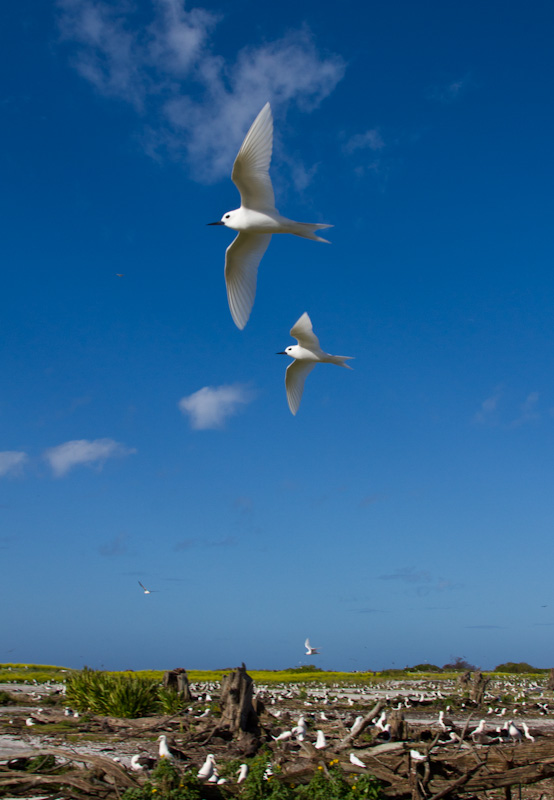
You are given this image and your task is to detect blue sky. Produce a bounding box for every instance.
[2,0,554,671]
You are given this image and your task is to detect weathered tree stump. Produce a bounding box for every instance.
[219,663,260,754]
[457,670,471,690]
[388,710,407,741]
[469,669,490,704]
[547,667,554,691]
[163,668,193,701]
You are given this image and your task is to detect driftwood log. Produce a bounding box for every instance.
[219,663,260,754]
[336,699,385,750]
[163,668,193,701]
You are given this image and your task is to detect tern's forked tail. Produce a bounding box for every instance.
[328,355,354,369]
[290,222,333,243]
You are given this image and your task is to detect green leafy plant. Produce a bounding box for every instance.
[66,668,160,718]
[157,687,188,714]
[122,759,202,800]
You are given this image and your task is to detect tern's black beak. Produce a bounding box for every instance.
[207,221,225,226]
[276,351,287,355]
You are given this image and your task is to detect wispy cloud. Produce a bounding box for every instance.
[343,128,385,154]
[473,388,541,427]
[359,492,386,507]
[426,74,470,104]
[43,437,136,476]
[0,451,28,477]
[57,0,345,182]
[465,625,504,630]
[473,387,503,424]
[509,391,540,428]
[379,567,431,584]
[98,531,130,557]
[178,384,254,429]
[379,567,462,597]
[174,535,236,551]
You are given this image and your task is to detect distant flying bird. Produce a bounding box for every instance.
[138,581,158,594]
[208,103,332,329]
[116,273,124,277]
[304,637,321,655]
[278,313,353,415]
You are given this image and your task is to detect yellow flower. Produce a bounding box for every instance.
[317,766,323,771]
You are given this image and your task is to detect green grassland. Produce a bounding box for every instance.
[0,662,549,686]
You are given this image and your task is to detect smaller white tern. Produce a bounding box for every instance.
[278,313,353,415]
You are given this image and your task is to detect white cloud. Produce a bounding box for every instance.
[344,128,385,154]
[57,0,345,182]
[0,451,28,477]
[178,384,253,429]
[473,388,502,424]
[510,391,540,428]
[426,74,470,104]
[43,438,136,476]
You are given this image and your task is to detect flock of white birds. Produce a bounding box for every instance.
[208,103,353,415]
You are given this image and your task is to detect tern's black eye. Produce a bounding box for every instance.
[225,214,230,219]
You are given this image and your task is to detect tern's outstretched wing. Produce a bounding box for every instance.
[225,232,272,329]
[290,312,321,350]
[286,360,316,415]
[231,103,275,212]
[138,581,146,590]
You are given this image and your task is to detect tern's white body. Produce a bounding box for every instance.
[210,103,332,329]
[280,314,353,415]
[304,636,321,655]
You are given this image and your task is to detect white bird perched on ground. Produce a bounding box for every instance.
[304,637,321,655]
[349,753,366,768]
[508,721,522,743]
[157,735,187,761]
[470,719,487,739]
[375,711,388,732]
[208,103,332,330]
[198,754,217,781]
[131,754,157,771]
[521,722,535,742]
[292,715,308,741]
[237,764,249,783]
[138,581,158,594]
[314,730,327,749]
[350,715,364,735]
[278,313,353,415]
[272,730,293,741]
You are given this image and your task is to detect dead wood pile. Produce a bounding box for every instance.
[0,747,140,800]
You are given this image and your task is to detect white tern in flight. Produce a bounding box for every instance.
[304,637,321,655]
[208,103,332,329]
[278,313,353,415]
